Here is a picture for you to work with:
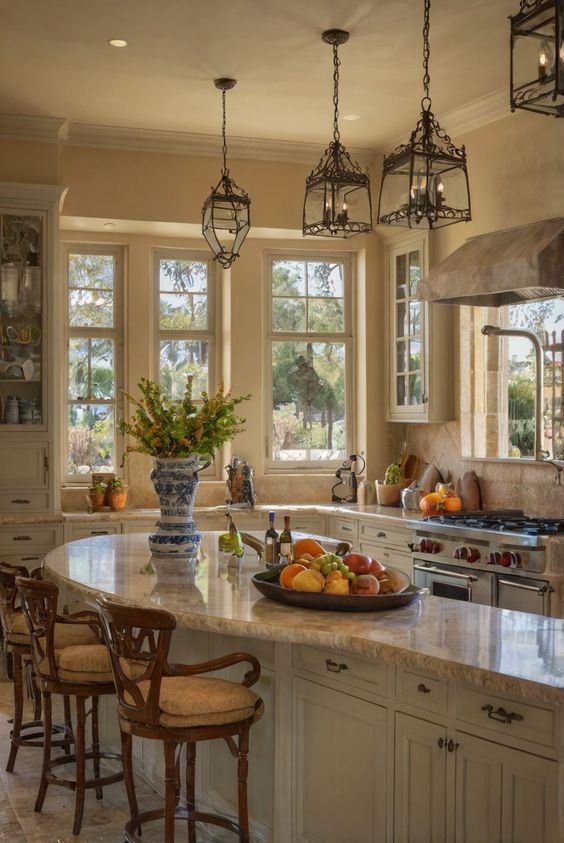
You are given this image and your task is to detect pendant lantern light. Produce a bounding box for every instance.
[510,0,564,117]
[303,30,372,238]
[202,78,250,269]
[378,0,471,229]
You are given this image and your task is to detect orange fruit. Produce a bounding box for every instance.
[420,492,443,516]
[293,538,326,559]
[279,563,307,589]
[443,496,462,513]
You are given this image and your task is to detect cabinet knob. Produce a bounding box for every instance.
[326,659,349,674]
[447,739,459,753]
[417,683,431,694]
[437,737,445,749]
[377,531,386,538]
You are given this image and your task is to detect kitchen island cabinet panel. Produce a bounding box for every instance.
[394,712,447,843]
[293,677,388,843]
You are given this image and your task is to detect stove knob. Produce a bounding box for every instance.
[486,551,500,565]
[500,551,519,568]
[454,546,480,563]
[430,541,442,554]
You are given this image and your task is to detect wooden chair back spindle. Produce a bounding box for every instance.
[15,577,59,680]
[0,562,31,641]
[97,599,176,727]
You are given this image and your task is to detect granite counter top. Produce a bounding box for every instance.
[44,532,564,706]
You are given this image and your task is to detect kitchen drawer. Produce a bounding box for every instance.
[396,667,448,715]
[122,522,152,534]
[456,685,556,748]
[0,492,50,512]
[0,442,48,490]
[359,543,413,577]
[290,515,327,535]
[293,644,390,697]
[66,523,121,541]
[359,521,411,550]
[330,516,358,544]
[0,551,50,569]
[0,525,61,550]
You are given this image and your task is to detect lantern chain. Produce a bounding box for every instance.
[333,42,341,144]
[222,89,228,174]
[421,0,431,112]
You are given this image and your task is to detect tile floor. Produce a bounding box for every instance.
[0,679,163,842]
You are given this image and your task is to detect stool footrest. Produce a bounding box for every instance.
[45,751,123,792]
[125,807,242,842]
[9,721,73,751]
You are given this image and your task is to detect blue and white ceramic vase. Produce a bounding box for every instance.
[148,455,210,557]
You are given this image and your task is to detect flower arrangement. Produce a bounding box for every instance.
[118,377,249,462]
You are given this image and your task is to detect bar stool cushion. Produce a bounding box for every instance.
[39,644,114,683]
[5,610,100,649]
[127,675,260,727]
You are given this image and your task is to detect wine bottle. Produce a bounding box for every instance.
[264,511,279,568]
[279,515,293,564]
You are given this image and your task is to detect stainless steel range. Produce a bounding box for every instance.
[411,512,564,618]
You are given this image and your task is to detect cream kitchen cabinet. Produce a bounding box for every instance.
[358,519,414,578]
[292,676,388,843]
[386,234,454,423]
[0,183,66,513]
[328,514,358,545]
[0,523,63,568]
[395,712,560,843]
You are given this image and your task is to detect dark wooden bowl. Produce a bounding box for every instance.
[251,565,424,612]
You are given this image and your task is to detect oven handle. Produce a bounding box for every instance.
[413,564,477,584]
[498,579,552,595]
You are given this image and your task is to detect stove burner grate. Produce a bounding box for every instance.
[425,513,564,535]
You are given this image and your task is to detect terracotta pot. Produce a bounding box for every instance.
[375,480,410,507]
[108,488,128,512]
[88,492,105,510]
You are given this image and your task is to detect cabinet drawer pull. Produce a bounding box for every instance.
[11,499,31,504]
[447,739,459,753]
[377,531,386,538]
[481,704,523,724]
[12,535,32,542]
[339,525,353,533]
[326,659,349,674]
[91,530,109,536]
[21,556,40,562]
[417,683,431,694]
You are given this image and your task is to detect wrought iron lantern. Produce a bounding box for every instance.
[303,30,372,238]
[202,78,250,269]
[378,0,471,229]
[510,0,564,117]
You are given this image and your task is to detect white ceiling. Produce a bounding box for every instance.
[1,0,515,150]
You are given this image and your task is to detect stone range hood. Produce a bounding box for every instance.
[418,217,564,307]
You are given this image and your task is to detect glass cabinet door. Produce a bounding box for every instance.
[392,244,425,412]
[0,211,45,427]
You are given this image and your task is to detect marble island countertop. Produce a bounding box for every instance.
[43,532,564,706]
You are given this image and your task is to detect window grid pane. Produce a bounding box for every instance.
[394,247,422,407]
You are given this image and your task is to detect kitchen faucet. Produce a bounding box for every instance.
[481,325,547,463]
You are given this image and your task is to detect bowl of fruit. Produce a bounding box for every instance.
[251,537,424,612]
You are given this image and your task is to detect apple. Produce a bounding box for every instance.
[368,558,385,574]
[351,574,380,595]
[342,552,372,575]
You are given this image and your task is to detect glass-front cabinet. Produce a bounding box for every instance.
[386,234,454,423]
[0,210,45,427]
[0,183,65,513]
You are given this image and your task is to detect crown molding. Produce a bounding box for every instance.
[378,87,510,154]
[0,88,509,165]
[67,122,376,168]
[0,114,69,142]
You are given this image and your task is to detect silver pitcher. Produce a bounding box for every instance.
[401,484,423,512]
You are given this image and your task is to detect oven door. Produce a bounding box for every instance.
[497,576,553,617]
[413,560,494,606]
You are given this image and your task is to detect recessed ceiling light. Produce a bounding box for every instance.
[104,222,117,229]
[343,114,361,121]
[109,38,128,48]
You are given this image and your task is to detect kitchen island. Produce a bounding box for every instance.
[44,533,564,843]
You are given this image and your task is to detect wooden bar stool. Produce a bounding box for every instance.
[0,561,91,771]
[97,598,264,843]
[16,576,124,836]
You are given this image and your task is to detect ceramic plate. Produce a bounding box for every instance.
[251,565,424,612]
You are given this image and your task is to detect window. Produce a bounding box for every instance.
[64,247,123,479]
[504,298,564,460]
[267,254,353,466]
[154,250,214,400]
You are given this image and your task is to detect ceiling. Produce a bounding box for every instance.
[1,0,515,151]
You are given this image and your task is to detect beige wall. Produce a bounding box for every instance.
[406,109,564,515]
